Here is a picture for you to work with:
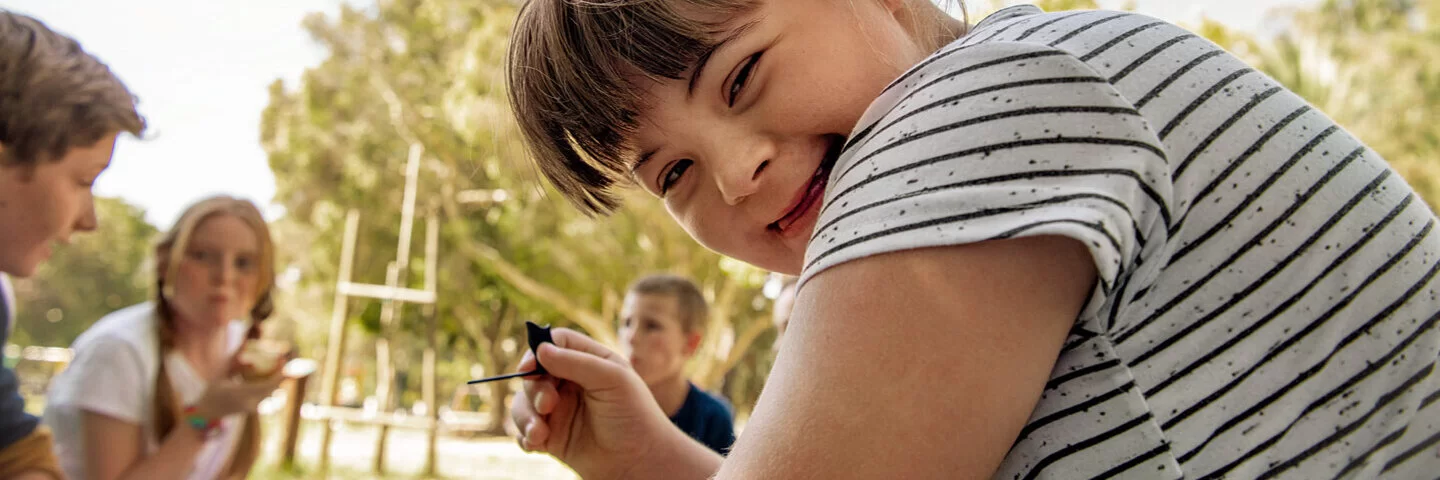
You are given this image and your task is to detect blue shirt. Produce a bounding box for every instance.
[669,382,735,455]
[0,275,39,450]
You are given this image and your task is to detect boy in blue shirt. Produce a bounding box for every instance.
[617,274,734,455]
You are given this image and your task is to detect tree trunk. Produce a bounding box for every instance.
[484,379,511,436]
[691,276,739,386]
[371,263,400,475]
[438,187,616,345]
[700,316,773,389]
[480,299,515,436]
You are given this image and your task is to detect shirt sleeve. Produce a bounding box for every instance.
[705,402,736,455]
[0,365,38,450]
[0,275,40,450]
[60,336,148,424]
[801,41,1174,334]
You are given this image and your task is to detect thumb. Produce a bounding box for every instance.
[535,342,632,392]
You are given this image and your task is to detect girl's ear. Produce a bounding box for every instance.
[684,331,703,356]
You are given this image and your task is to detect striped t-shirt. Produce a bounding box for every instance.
[800,6,1440,479]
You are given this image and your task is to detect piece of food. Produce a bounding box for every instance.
[238,340,291,381]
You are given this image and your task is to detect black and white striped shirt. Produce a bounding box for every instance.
[801,6,1440,479]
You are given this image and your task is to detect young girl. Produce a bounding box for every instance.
[505,0,1440,478]
[44,196,283,480]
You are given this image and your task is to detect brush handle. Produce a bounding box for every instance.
[466,369,541,384]
[466,322,556,385]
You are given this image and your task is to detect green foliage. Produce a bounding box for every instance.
[1028,0,1102,11]
[1198,0,1440,210]
[976,0,1113,14]
[358,300,383,335]
[261,0,777,420]
[11,197,158,347]
[258,0,1438,423]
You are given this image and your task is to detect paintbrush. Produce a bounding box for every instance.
[466,321,554,384]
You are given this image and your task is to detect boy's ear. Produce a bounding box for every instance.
[683,331,703,356]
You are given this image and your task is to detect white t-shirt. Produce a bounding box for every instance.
[44,303,246,480]
[802,6,1440,479]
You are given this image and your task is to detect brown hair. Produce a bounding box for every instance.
[508,0,756,215]
[507,0,965,216]
[0,10,145,168]
[628,274,710,333]
[151,196,276,476]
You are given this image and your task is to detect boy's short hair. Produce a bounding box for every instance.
[0,10,145,168]
[508,0,756,216]
[627,274,710,334]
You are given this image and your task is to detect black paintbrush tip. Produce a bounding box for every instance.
[465,322,556,385]
[526,321,553,375]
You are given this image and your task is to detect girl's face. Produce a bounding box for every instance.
[628,0,934,275]
[166,214,263,331]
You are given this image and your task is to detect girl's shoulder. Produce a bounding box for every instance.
[44,303,160,422]
[930,5,1203,81]
[970,4,1048,31]
[965,5,1182,46]
[70,302,159,354]
[855,5,1231,135]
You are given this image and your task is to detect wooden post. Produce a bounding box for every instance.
[421,211,441,477]
[318,210,360,471]
[372,262,399,474]
[279,372,312,469]
[373,143,425,474]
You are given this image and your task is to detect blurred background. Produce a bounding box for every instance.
[2,0,1436,478]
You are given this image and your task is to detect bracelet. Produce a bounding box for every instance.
[182,405,222,438]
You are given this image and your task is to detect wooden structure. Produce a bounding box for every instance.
[315,144,444,476]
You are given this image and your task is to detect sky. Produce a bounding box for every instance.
[5,0,1316,228]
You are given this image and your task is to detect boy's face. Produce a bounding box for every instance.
[619,292,699,386]
[0,134,116,277]
[626,0,931,275]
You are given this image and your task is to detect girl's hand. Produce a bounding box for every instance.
[510,328,690,479]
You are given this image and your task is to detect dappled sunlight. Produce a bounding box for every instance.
[4,0,1436,477]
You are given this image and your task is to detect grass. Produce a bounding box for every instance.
[251,416,577,480]
[23,393,573,479]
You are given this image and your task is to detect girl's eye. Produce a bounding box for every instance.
[235,256,254,271]
[188,251,208,261]
[660,159,693,195]
[728,52,762,107]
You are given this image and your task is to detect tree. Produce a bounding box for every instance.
[985,0,1439,209]
[10,197,158,348]
[974,0,1109,15]
[1196,0,1440,209]
[1026,0,1102,11]
[260,0,779,470]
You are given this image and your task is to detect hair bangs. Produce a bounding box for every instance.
[509,0,754,215]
